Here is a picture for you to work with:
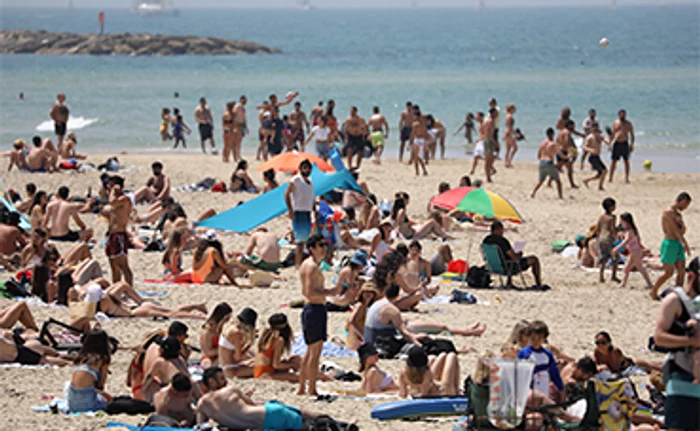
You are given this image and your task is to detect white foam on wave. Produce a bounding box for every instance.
[35,116,99,132]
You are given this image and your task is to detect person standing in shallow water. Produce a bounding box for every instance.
[50,93,69,149]
[609,109,635,184]
[195,97,215,154]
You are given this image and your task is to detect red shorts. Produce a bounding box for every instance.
[106,232,130,259]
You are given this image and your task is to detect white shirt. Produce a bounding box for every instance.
[582,117,599,136]
[290,174,314,212]
[311,125,331,142]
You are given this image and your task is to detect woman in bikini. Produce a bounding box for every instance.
[253,313,301,382]
[391,197,451,241]
[593,331,661,375]
[191,236,245,287]
[330,252,365,310]
[399,345,461,397]
[65,329,113,412]
[162,229,185,279]
[503,104,518,168]
[222,101,236,163]
[143,336,200,402]
[359,342,398,394]
[29,190,47,231]
[613,212,653,290]
[346,283,380,351]
[262,168,279,193]
[219,307,257,379]
[199,302,232,368]
[232,160,258,193]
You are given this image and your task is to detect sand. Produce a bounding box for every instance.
[1,152,698,430]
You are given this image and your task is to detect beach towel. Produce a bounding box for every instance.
[173,177,216,193]
[32,398,103,416]
[291,335,358,358]
[107,422,197,431]
[421,295,452,305]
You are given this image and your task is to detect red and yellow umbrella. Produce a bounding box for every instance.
[430,186,525,224]
[256,151,335,173]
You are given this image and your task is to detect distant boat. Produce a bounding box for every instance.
[297,0,314,11]
[135,0,179,16]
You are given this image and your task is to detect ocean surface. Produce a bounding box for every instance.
[1,6,699,171]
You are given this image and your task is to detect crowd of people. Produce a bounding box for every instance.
[0,90,696,430]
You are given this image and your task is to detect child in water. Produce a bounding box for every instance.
[172,115,191,149]
[160,108,172,142]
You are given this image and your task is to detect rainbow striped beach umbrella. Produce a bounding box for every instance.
[430,186,525,224]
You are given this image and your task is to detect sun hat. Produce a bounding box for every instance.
[406,345,428,368]
[237,307,258,327]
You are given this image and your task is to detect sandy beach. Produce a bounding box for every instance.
[1,152,698,430]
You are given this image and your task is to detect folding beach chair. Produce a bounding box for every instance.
[481,243,527,288]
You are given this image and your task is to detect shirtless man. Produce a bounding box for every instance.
[43,186,93,242]
[14,183,36,214]
[194,97,215,154]
[488,98,500,143]
[49,93,69,149]
[651,192,692,300]
[368,106,389,164]
[289,102,309,150]
[297,234,342,396]
[26,137,57,173]
[531,128,566,199]
[6,140,28,172]
[609,109,634,184]
[398,102,413,162]
[133,162,170,204]
[58,132,87,160]
[482,108,499,183]
[582,125,610,191]
[310,101,324,125]
[237,227,281,272]
[153,373,196,427]
[0,213,26,256]
[104,176,134,285]
[580,108,599,169]
[234,95,248,137]
[555,121,578,189]
[408,107,429,176]
[344,107,367,170]
[196,385,330,431]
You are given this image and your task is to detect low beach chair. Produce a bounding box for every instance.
[481,243,527,288]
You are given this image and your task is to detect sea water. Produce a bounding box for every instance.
[0,6,698,171]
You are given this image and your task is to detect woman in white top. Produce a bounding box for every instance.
[304,116,332,159]
[369,221,393,264]
[218,307,257,379]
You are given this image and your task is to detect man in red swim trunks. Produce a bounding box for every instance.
[104,176,134,285]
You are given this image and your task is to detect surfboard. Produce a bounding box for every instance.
[370,397,471,421]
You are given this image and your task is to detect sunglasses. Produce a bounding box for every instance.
[595,340,608,346]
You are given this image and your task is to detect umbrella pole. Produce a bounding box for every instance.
[460,232,473,289]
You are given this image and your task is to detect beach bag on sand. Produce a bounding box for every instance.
[306,414,359,431]
[422,338,457,356]
[105,396,154,415]
[466,266,491,289]
[375,335,408,359]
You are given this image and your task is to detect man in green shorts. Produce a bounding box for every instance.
[236,226,282,273]
[651,192,692,300]
[368,106,389,165]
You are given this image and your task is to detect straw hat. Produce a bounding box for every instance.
[359,282,380,298]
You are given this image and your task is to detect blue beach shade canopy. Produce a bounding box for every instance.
[195,163,363,233]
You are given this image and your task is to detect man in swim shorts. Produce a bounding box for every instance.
[237,227,281,273]
[285,159,314,267]
[609,109,634,184]
[367,106,389,165]
[488,97,500,143]
[194,97,215,154]
[103,176,134,286]
[344,106,368,170]
[408,106,429,176]
[398,101,413,162]
[49,93,69,149]
[531,128,566,199]
[234,95,248,136]
[582,125,610,191]
[651,192,692,300]
[44,186,93,242]
[196,385,352,430]
[482,108,499,183]
[297,234,342,396]
[288,101,309,149]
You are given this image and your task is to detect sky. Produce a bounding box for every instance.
[1,0,697,8]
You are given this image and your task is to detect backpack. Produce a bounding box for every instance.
[466,266,492,289]
[306,415,359,431]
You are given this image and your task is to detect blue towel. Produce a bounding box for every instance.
[137,290,168,297]
[107,423,197,431]
[32,398,99,416]
[291,335,357,358]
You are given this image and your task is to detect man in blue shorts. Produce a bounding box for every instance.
[653,257,700,431]
[284,159,314,267]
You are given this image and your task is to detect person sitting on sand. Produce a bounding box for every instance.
[253,313,301,381]
[43,186,93,242]
[593,331,661,375]
[399,345,461,397]
[391,197,451,241]
[358,194,380,231]
[346,283,380,350]
[517,321,564,399]
[58,132,87,160]
[143,336,201,403]
[359,342,398,394]
[28,190,47,230]
[262,168,279,193]
[14,183,36,214]
[231,160,258,193]
[500,319,532,359]
[199,302,232,368]
[65,329,113,413]
[330,251,366,310]
[428,243,453,276]
[373,249,422,311]
[191,232,246,287]
[219,307,258,379]
[369,220,393,264]
[482,221,544,288]
[153,373,196,428]
[400,240,440,299]
[0,212,28,256]
[196,384,354,431]
[236,226,282,273]
[134,162,171,205]
[26,137,58,173]
[6,139,29,172]
[162,229,186,279]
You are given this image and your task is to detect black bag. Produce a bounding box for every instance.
[421,338,457,356]
[466,266,492,289]
[374,334,407,359]
[105,396,155,415]
[306,414,359,431]
[4,278,30,297]
[143,414,180,427]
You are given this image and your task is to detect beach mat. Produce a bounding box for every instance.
[107,423,196,431]
[291,335,357,358]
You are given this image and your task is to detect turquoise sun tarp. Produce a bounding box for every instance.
[195,166,363,233]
